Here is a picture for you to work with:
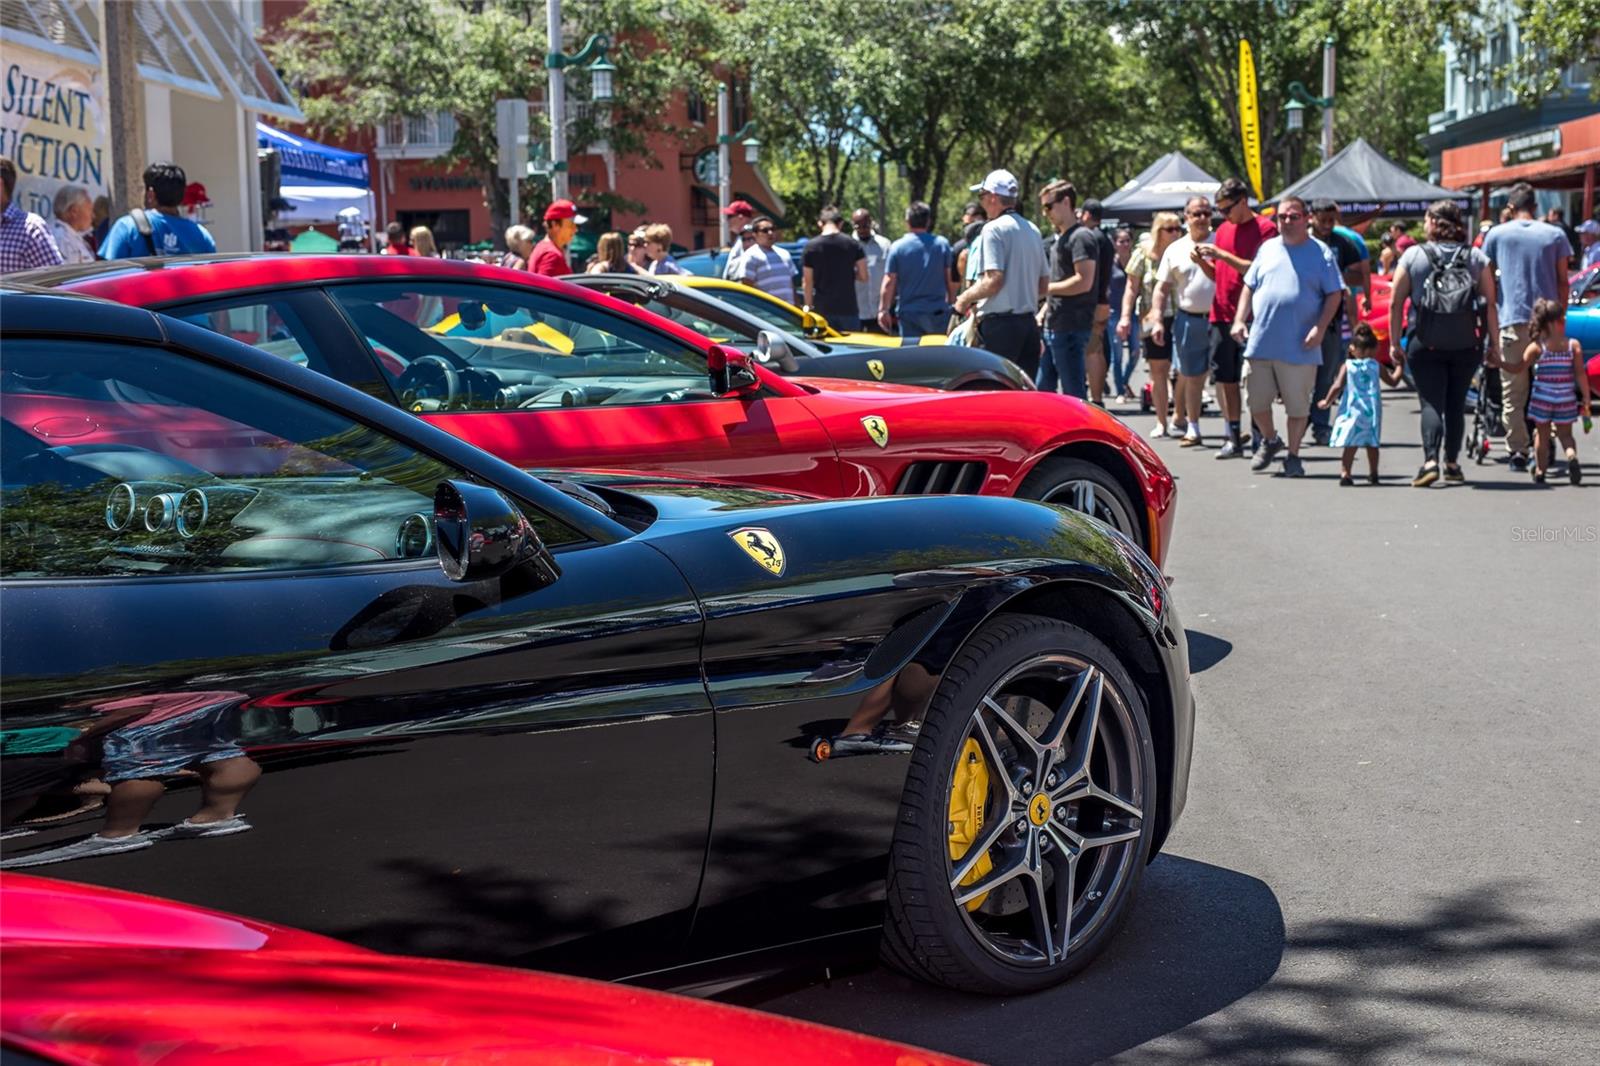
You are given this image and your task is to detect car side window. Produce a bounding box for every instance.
[708,287,804,334]
[326,281,719,413]
[0,337,581,580]
[170,299,320,371]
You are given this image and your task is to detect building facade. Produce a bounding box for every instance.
[1,0,301,252]
[1421,6,1599,220]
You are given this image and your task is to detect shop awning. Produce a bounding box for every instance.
[0,0,301,120]
[1441,113,1600,189]
[1270,137,1468,217]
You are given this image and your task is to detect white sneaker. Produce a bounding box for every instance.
[153,816,251,840]
[1149,423,1168,439]
[0,832,152,869]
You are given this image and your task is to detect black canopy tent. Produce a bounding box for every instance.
[1100,152,1228,225]
[1269,138,1469,218]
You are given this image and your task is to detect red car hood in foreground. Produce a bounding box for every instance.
[1,875,972,1066]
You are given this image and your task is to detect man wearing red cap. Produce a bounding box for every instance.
[721,199,756,280]
[529,199,587,277]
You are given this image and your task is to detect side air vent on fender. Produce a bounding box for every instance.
[894,461,987,495]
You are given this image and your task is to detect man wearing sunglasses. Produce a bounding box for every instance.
[1197,177,1276,458]
[1151,196,1216,446]
[1228,195,1344,478]
[734,217,796,304]
[1034,178,1099,397]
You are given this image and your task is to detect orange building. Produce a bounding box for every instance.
[262,1,782,251]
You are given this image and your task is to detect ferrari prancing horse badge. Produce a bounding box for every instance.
[729,527,786,576]
[861,415,890,449]
[867,358,885,381]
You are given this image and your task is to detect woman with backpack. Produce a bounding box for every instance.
[1388,199,1500,487]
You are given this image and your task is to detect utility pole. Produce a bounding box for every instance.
[547,0,568,201]
[717,82,731,248]
[101,0,145,216]
[1321,36,1336,166]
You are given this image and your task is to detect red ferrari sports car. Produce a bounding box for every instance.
[23,255,1176,566]
[1,873,973,1066]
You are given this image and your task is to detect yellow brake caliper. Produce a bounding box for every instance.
[948,737,994,911]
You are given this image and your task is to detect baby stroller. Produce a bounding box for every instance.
[1465,363,1506,464]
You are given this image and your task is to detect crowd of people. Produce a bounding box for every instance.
[941,165,1592,487]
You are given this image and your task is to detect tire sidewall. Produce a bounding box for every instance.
[1016,457,1140,544]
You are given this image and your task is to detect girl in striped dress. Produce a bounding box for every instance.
[1510,298,1591,484]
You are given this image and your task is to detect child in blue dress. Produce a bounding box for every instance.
[1316,323,1405,485]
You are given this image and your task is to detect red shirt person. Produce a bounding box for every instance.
[379,221,418,256]
[529,199,586,277]
[1195,177,1278,457]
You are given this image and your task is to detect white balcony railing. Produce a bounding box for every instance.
[375,111,459,159]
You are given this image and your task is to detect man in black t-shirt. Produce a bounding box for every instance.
[801,205,868,330]
[1079,199,1116,405]
[1309,198,1365,445]
[949,200,985,286]
[1036,179,1100,398]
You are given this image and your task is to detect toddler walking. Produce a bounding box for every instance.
[1504,298,1591,484]
[1317,323,1404,485]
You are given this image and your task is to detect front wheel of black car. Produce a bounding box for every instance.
[882,613,1156,994]
[1016,457,1140,543]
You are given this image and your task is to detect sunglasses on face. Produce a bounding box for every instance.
[1161,225,1182,232]
[1186,209,1211,217]
[1278,212,1305,222]
[629,238,645,247]
[754,226,775,234]
[1216,199,1240,213]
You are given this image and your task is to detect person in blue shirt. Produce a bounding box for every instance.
[878,201,955,338]
[99,162,216,259]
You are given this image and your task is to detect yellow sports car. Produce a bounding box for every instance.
[678,276,950,348]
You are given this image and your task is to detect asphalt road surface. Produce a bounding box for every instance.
[751,384,1600,1065]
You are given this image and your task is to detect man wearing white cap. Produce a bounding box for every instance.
[529,198,587,277]
[1580,219,1600,271]
[951,169,1048,376]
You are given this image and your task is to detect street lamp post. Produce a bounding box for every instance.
[715,80,757,249]
[544,0,614,202]
[1286,37,1337,166]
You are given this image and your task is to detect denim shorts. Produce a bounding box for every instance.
[1174,310,1211,376]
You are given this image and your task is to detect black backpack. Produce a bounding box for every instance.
[1413,243,1477,350]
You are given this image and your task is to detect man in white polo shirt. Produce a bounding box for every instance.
[952,168,1049,378]
[1152,195,1217,446]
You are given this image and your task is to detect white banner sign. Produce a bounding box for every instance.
[0,44,108,220]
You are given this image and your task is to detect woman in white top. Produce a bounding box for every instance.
[50,184,96,264]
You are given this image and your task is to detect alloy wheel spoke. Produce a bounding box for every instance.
[949,811,1011,890]
[1020,853,1055,964]
[1079,825,1143,851]
[1074,481,1096,515]
[952,846,1029,907]
[1046,843,1077,958]
[1058,670,1104,782]
[1038,666,1096,757]
[1086,782,1144,822]
[969,713,1022,807]
[982,696,1045,778]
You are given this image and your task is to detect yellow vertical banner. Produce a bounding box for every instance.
[1238,38,1263,201]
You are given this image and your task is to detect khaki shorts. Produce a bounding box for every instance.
[1246,359,1318,418]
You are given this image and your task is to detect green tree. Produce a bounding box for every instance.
[269,0,721,238]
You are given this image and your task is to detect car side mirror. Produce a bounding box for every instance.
[434,480,560,587]
[707,343,761,396]
[800,310,830,337]
[754,330,801,373]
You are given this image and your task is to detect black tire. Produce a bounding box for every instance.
[881,613,1157,994]
[1015,457,1141,544]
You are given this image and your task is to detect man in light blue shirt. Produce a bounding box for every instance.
[1482,181,1570,465]
[1230,196,1342,477]
[878,200,954,338]
[100,162,216,259]
[733,216,795,304]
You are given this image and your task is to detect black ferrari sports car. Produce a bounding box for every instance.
[0,290,1193,996]
[564,273,1033,392]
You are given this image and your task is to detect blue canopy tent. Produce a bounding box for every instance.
[257,122,373,226]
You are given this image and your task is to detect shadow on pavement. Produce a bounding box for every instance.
[1105,884,1600,1065]
[1184,630,1232,674]
[744,853,1284,1066]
